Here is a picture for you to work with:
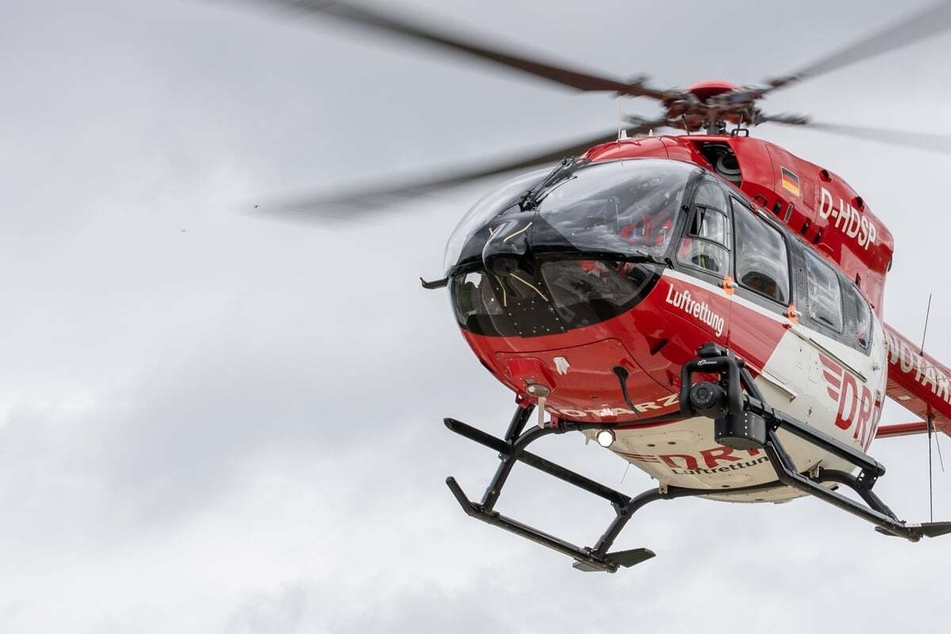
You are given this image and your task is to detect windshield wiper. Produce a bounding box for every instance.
[518,157,588,211]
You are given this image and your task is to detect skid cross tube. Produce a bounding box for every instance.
[445,417,628,507]
[445,411,652,573]
[444,410,799,572]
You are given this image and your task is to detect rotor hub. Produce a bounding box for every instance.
[685,80,741,101]
[662,80,761,132]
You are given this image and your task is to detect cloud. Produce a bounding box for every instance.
[2,0,951,632]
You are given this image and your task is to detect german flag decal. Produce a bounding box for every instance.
[780,167,800,197]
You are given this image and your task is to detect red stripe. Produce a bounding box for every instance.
[819,354,840,373]
[619,452,660,463]
[876,422,930,438]
[823,370,841,388]
[827,387,840,401]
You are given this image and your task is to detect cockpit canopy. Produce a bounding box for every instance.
[444,159,701,275]
[444,156,874,359]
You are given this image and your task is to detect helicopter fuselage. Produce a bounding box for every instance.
[460,266,886,501]
[446,138,891,501]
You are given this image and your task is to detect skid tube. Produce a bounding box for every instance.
[444,405,790,573]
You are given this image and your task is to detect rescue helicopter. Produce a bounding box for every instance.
[236,0,951,572]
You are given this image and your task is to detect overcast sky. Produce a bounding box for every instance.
[2,1,951,632]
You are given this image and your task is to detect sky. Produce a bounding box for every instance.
[2,1,951,632]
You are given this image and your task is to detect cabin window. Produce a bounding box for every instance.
[804,251,844,333]
[732,198,790,304]
[677,181,731,275]
[842,281,872,351]
[450,270,517,337]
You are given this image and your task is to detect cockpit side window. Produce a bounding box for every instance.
[842,280,873,352]
[677,181,732,276]
[732,198,790,305]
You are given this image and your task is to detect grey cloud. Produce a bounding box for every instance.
[2,0,951,632]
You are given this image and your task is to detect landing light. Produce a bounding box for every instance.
[596,429,616,448]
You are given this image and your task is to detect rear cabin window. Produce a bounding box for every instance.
[804,251,844,333]
[677,182,731,276]
[732,198,790,305]
[842,281,873,351]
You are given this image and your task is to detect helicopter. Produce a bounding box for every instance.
[237,0,951,572]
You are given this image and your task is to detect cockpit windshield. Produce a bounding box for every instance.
[444,159,699,274]
[443,168,550,274]
[530,159,696,258]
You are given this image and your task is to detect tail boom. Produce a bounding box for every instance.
[882,324,951,436]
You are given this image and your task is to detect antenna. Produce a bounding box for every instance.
[926,406,945,522]
[937,427,946,472]
[919,294,932,355]
[929,412,935,521]
[920,294,936,521]
[616,96,623,142]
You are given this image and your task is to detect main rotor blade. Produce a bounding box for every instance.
[763,0,951,93]
[241,0,667,98]
[261,121,667,216]
[762,115,951,155]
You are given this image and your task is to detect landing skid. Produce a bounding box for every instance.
[680,344,951,542]
[445,411,789,573]
[444,344,951,572]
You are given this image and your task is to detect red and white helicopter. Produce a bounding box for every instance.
[242,0,951,572]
